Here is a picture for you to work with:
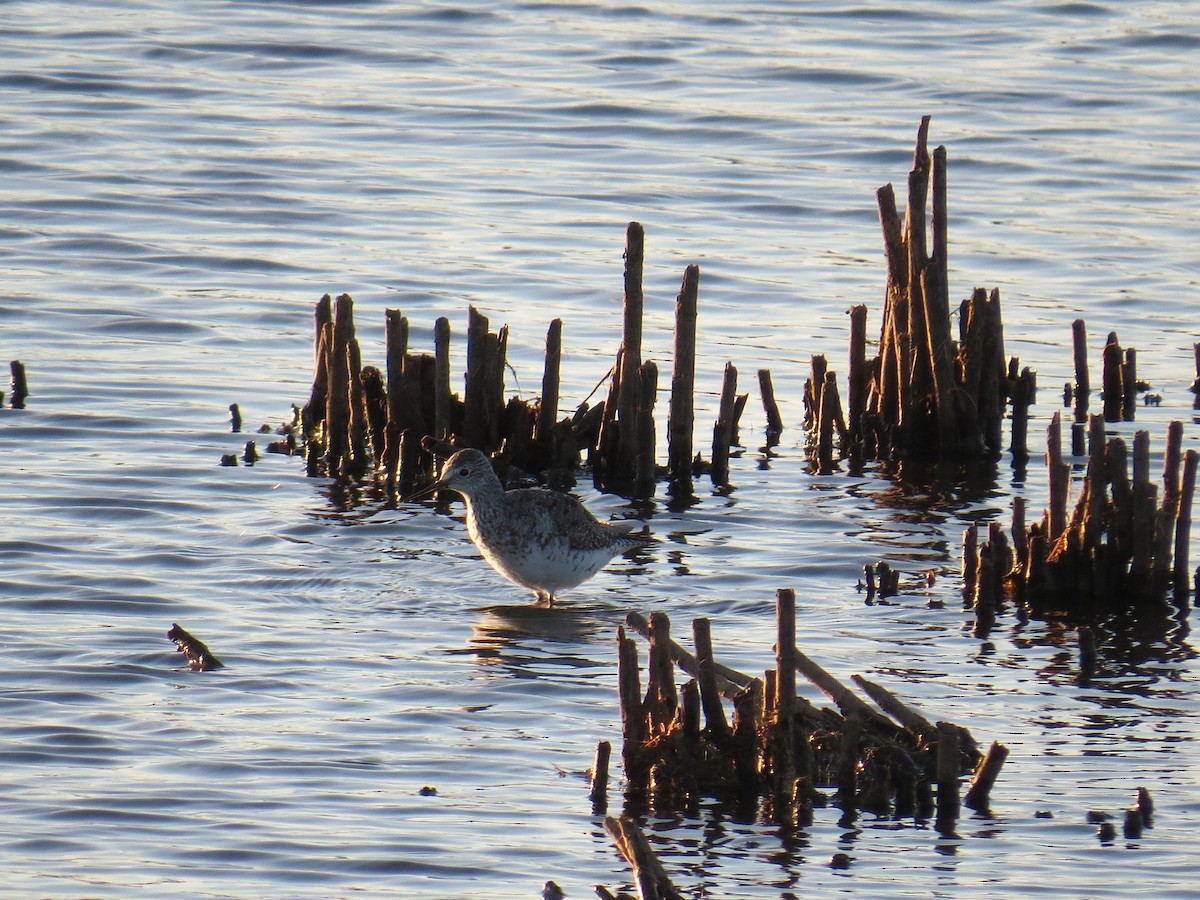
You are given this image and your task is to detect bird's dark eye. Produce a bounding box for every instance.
[458,466,470,477]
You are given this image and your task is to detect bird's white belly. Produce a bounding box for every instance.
[478,539,610,593]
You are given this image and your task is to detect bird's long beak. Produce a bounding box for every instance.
[400,477,446,504]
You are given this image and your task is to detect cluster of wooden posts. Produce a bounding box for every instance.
[964,413,1198,636]
[591,591,1008,840]
[285,223,778,501]
[803,116,1036,473]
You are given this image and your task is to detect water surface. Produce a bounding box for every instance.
[2,1,1199,896]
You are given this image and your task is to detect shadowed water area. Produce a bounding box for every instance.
[2,1,1199,896]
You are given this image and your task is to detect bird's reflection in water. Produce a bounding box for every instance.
[464,600,618,676]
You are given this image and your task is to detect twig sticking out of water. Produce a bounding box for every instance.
[166,624,225,671]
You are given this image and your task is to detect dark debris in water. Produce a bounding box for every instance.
[166,623,225,671]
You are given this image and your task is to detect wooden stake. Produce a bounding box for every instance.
[617,627,646,762]
[848,304,868,441]
[963,740,1009,811]
[433,316,451,441]
[1122,348,1137,422]
[9,360,28,409]
[775,589,797,720]
[668,264,699,490]
[711,362,738,487]
[1102,334,1124,422]
[1174,449,1199,600]
[962,522,979,602]
[935,720,961,829]
[590,740,611,814]
[1047,412,1069,544]
[645,612,678,733]
[536,318,562,445]
[758,368,784,437]
[618,222,645,476]
[633,360,658,499]
[1072,318,1089,420]
[692,618,730,740]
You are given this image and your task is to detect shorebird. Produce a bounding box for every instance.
[409,448,644,603]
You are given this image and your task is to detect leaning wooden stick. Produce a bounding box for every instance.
[963,740,1010,811]
[851,674,937,741]
[604,815,684,900]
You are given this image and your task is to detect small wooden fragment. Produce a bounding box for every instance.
[167,624,225,671]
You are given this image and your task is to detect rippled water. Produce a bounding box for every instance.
[3,1,1199,897]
